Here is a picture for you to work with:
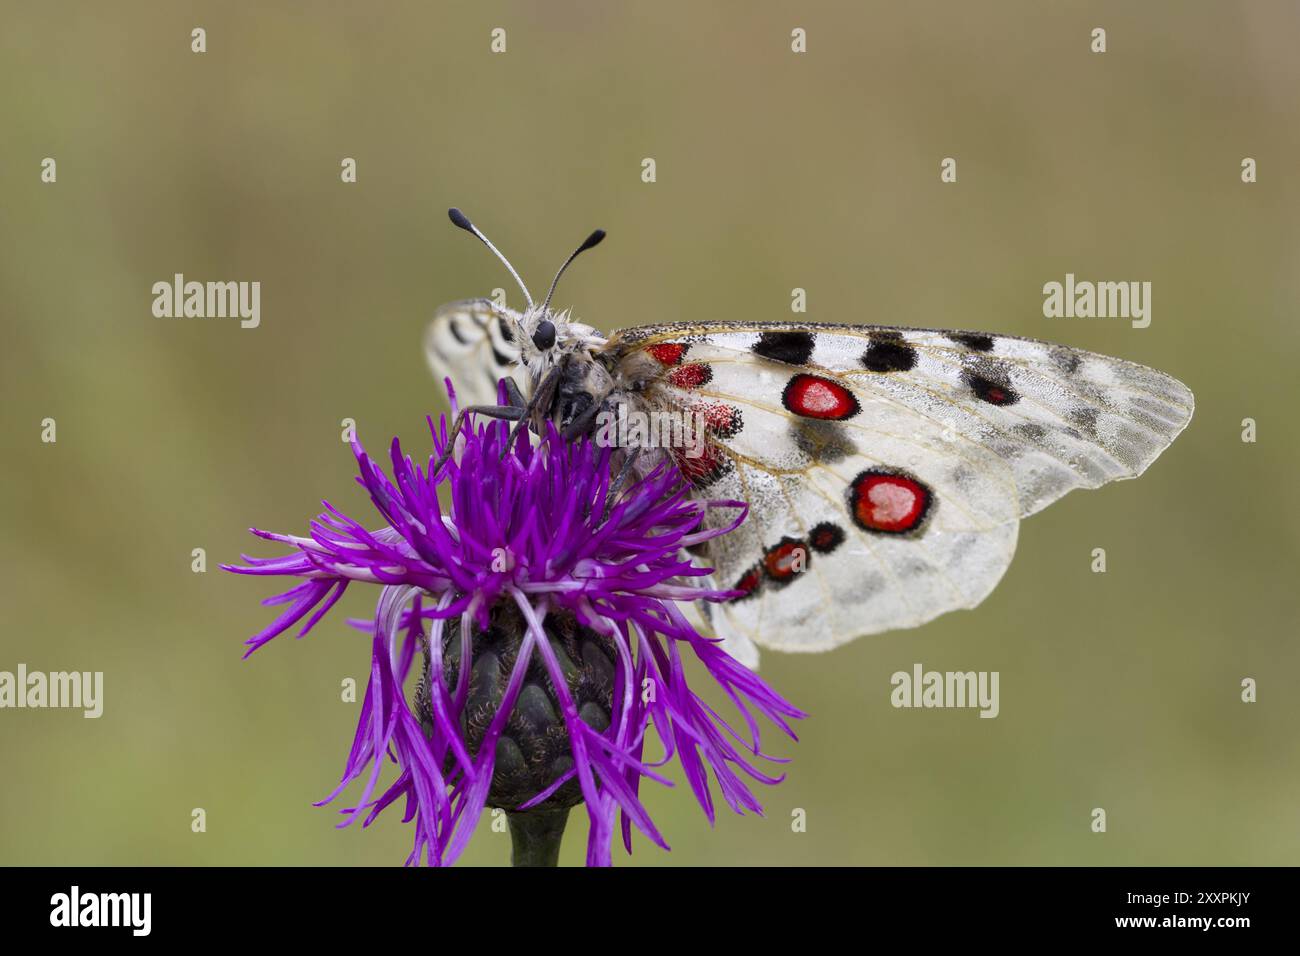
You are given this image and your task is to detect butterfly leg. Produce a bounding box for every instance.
[560,396,607,441]
[500,375,526,409]
[431,401,526,476]
[603,446,642,520]
[499,364,564,461]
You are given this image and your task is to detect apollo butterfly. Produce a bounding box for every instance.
[425,210,1194,666]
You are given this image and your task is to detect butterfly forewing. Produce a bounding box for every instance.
[425,298,523,407]
[611,322,1193,654]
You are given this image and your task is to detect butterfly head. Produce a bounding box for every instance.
[515,306,569,373]
[447,207,605,370]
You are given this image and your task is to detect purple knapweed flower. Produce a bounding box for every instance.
[225,385,804,866]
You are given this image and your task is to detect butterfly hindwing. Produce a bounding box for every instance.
[698,455,1020,655]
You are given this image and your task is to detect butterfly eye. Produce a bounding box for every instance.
[532,319,557,351]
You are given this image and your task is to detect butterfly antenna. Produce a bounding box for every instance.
[447,207,534,311]
[540,228,606,314]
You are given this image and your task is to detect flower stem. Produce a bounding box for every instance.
[506,809,570,867]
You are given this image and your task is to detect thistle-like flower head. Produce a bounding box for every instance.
[226,385,803,865]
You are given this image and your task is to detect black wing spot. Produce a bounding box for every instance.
[947,332,995,352]
[861,333,917,373]
[497,317,515,343]
[752,330,815,366]
[808,522,846,554]
[964,370,1019,406]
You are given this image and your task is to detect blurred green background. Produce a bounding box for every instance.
[2,1,1297,866]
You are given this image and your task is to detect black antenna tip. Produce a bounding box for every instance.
[448,207,473,232]
[580,229,607,252]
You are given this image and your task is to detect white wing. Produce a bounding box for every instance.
[425,298,522,407]
[617,322,1194,655]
